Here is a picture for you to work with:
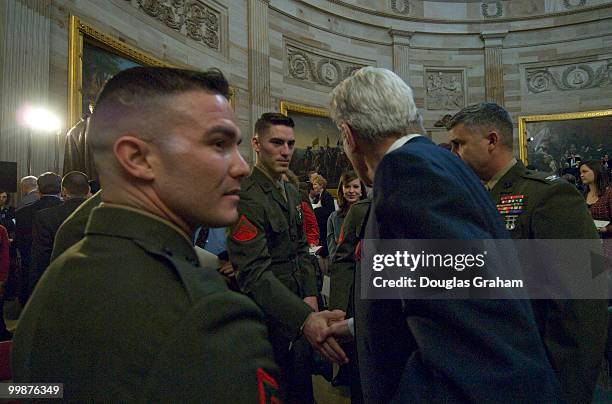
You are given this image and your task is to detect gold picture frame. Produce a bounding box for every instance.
[68,15,173,126]
[279,101,350,189]
[518,109,612,173]
[68,15,234,126]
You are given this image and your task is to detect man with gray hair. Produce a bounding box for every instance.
[448,102,607,403]
[325,67,561,402]
[17,176,38,209]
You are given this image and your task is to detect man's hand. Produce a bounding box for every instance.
[302,310,348,364]
[324,318,354,343]
[218,260,235,277]
[303,296,318,312]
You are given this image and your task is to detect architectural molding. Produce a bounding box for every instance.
[525,59,612,94]
[284,38,374,88]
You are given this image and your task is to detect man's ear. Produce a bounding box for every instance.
[341,123,358,152]
[486,131,500,151]
[251,135,261,153]
[113,136,156,181]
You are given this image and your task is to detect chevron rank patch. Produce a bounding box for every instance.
[257,368,281,404]
[232,215,258,242]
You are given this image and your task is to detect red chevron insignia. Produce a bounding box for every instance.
[232,215,258,242]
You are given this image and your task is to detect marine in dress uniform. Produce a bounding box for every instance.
[13,205,280,402]
[489,158,608,404]
[227,164,318,403]
[449,102,608,404]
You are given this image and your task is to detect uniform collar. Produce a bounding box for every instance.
[85,203,196,260]
[251,166,288,209]
[489,160,527,200]
[487,158,517,191]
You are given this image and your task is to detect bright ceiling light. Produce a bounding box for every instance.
[22,106,61,132]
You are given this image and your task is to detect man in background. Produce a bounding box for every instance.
[29,171,90,296]
[14,172,62,305]
[448,102,607,403]
[16,176,38,209]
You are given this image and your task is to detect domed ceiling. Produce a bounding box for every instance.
[319,0,612,21]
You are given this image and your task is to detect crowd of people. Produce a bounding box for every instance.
[0,65,609,403]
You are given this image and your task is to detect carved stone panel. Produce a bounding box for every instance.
[390,0,410,15]
[481,1,503,18]
[526,60,612,94]
[425,69,466,110]
[285,39,374,88]
[563,0,587,9]
[133,0,224,53]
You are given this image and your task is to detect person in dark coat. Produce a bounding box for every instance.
[14,172,62,305]
[29,171,90,296]
[325,67,562,403]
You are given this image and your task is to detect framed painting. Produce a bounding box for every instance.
[68,15,174,126]
[518,109,612,177]
[280,101,351,189]
[68,15,234,126]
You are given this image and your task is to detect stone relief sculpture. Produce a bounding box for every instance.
[481,1,503,18]
[286,42,371,88]
[134,0,222,51]
[390,0,410,15]
[426,70,465,110]
[563,0,587,8]
[526,60,611,94]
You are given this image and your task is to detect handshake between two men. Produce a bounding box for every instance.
[302,309,353,365]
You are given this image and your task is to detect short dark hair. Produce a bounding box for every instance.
[62,171,90,197]
[447,103,514,149]
[89,67,230,150]
[94,66,230,107]
[254,113,294,137]
[0,190,9,205]
[37,172,61,195]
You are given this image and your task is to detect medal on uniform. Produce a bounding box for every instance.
[496,194,526,231]
[296,205,302,221]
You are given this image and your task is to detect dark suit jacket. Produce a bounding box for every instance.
[29,197,87,296]
[15,195,62,278]
[355,136,562,403]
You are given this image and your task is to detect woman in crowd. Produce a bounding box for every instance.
[326,171,365,260]
[310,174,335,273]
[580,160,612,240]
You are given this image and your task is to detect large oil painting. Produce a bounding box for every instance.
[68,15,173,126]
[518,110,612,178]
[280,101,352,188]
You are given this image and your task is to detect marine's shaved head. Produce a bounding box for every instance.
[88,67,231,177]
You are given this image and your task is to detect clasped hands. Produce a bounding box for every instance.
[301,304,355,365]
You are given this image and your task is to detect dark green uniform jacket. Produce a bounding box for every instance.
[50,190,101,262]
[13,204,279,402]
[490,161,608,404]
[227,166,316,339]
[329,198,370,315]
